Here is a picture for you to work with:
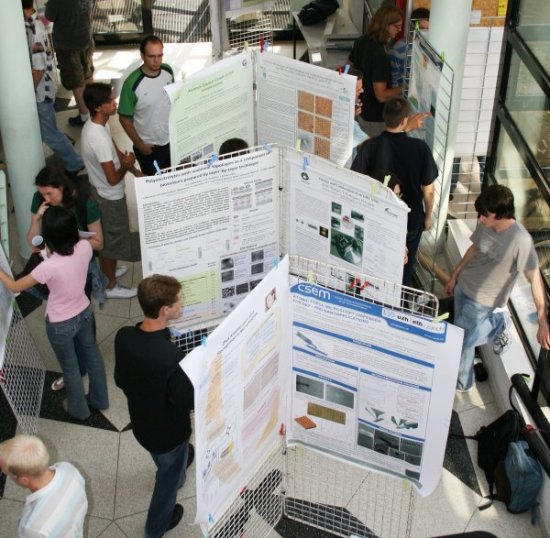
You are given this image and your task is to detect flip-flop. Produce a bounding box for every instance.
[51,376,65,391]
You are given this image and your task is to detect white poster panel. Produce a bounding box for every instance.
[167,52,255,166]
[135,147,279,328]
[256,53,356,167]
[287,281,462,496]
[0,246,14,368]
[181,257,291,528]
[225,0,275,17]
[285,151,408,289]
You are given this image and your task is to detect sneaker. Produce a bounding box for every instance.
[493,330,511,355]
[167,504,184,531]
[456,385,474,393]
[105,285,137,299]
[186,444,195,468]
[51,376,65,391]
[68,115,86,128]
[115,265,128,279]
[474,358,488,382]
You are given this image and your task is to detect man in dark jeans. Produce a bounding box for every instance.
[115,275,194,537]
[352,97,437,287]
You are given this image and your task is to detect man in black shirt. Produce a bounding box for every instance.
[352,97,438,287]
[115,275,194,538]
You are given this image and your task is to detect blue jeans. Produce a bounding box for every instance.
[145,440,189,538]
[454,284,508,390]
[37,99,84,172]
[46,305,108,419]
[403,223,423,287]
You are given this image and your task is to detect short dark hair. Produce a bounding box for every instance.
[411,8,430,20]
[140,34,163,54]
[475,185,515,220]
[367,5,403,43]
[84,83,112,118]
[41,205,80,256]
[21,0,34,10]
[138,275,182,319]
[219,138,249,158]
[35,164,75,209]
[383,96,410,128]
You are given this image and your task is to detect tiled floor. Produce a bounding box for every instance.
[0,43,546,538]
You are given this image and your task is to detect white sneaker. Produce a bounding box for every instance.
[115,265,128,279]
[105,285,137,299]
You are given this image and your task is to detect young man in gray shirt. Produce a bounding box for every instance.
[445,185,550,391]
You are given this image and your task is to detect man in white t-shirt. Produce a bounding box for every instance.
[119,35,174,175]
[0,435,88,538]
[81,82,140,299]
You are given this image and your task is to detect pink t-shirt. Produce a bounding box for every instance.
[31,240,92,322]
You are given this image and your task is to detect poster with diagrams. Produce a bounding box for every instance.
[182,256,291,527]
[0,246,14,368]
[166,50,356,169]
[256,52,356,167]
[135,146,409,330]
[135,147,279,329]
[407,33,443,148]
[166,52,255,166]
[181,257,463,529]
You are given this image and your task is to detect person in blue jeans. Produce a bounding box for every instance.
[115,275,194,537]
[0,206,109,420]
[445,185,550,391]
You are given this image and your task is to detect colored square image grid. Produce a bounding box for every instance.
[315,116,331,138]
[297,110,314,133]
[298,90,315,112]
[314,137,330,159]
[315,96,333,118]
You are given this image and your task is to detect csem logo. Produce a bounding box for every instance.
[297,284,331,300]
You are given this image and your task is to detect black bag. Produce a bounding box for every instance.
[298,0,339,25]
[20,253,49,297]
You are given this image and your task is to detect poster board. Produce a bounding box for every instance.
[166,51,357,168]
[134,146,409,329]
[0,246,14,368]
[181,256,463,528]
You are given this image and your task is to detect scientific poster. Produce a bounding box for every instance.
[256,53,356,167]
[284,150,408,292]
[0,246,14,368]
[166,52,255,166]
[225,0,275,17]
[182,257,463,527]
[181,256,291,527]
[287,281,462,496]
[134,147,279,328]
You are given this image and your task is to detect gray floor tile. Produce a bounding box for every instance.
[453,379,495,413]
[0,498,24,538]
[85,515,114,538]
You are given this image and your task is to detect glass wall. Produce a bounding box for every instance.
[488,0,550,395]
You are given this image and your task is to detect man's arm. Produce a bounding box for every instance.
[444,244,479,296]
[422,183,435,231]
[119,115,153,156]
[100,154,136,186]
[372,82,402,103]
[525,268,550,349]
[31,68,44,89]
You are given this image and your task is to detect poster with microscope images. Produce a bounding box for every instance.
[256,52,356,167]
[283,150,409,294]
[135,147,279,329]
[181,257,291,529]
[287,280,463,496]
[0,245,14,368]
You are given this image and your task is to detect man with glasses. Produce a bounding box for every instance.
[119,35,174,175]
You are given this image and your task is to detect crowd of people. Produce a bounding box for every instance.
[1,1,549,537]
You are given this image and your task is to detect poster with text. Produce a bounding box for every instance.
[287,281,462,495]
[0,246,14,368]
[167,52,255,166]
[256,53,356,167]
[225,0,275,16]
[285,151,408,294]
[181,257,291,527]
[135,147,279,329]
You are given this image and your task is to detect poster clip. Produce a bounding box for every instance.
[207,154,219,167]
[279,423,285,435]
[208,513,215,524]
[262,143,272,154]
[434,312,449,322]
[302,155,310,170]
[260,38,264,52]
[441,51,445,62]
[239,486,248,496]
[153,160,162,175]
[201,335,208,347]
[263,40,269,52]
[243,41,250,52]
[338,65,342,75]
[383,174,391,187]
[414,20,420,31]
[274,257,279,270]
[295,139,302,151]
[343,64,350,75]
[307,271,314,284]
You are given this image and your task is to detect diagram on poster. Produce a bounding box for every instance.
[181,257,291,527]
[134,147,279,328]
[256,53,356,167]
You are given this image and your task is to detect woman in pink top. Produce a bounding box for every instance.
[0,206,108,420]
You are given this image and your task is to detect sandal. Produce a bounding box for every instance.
[51,376,65,391]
